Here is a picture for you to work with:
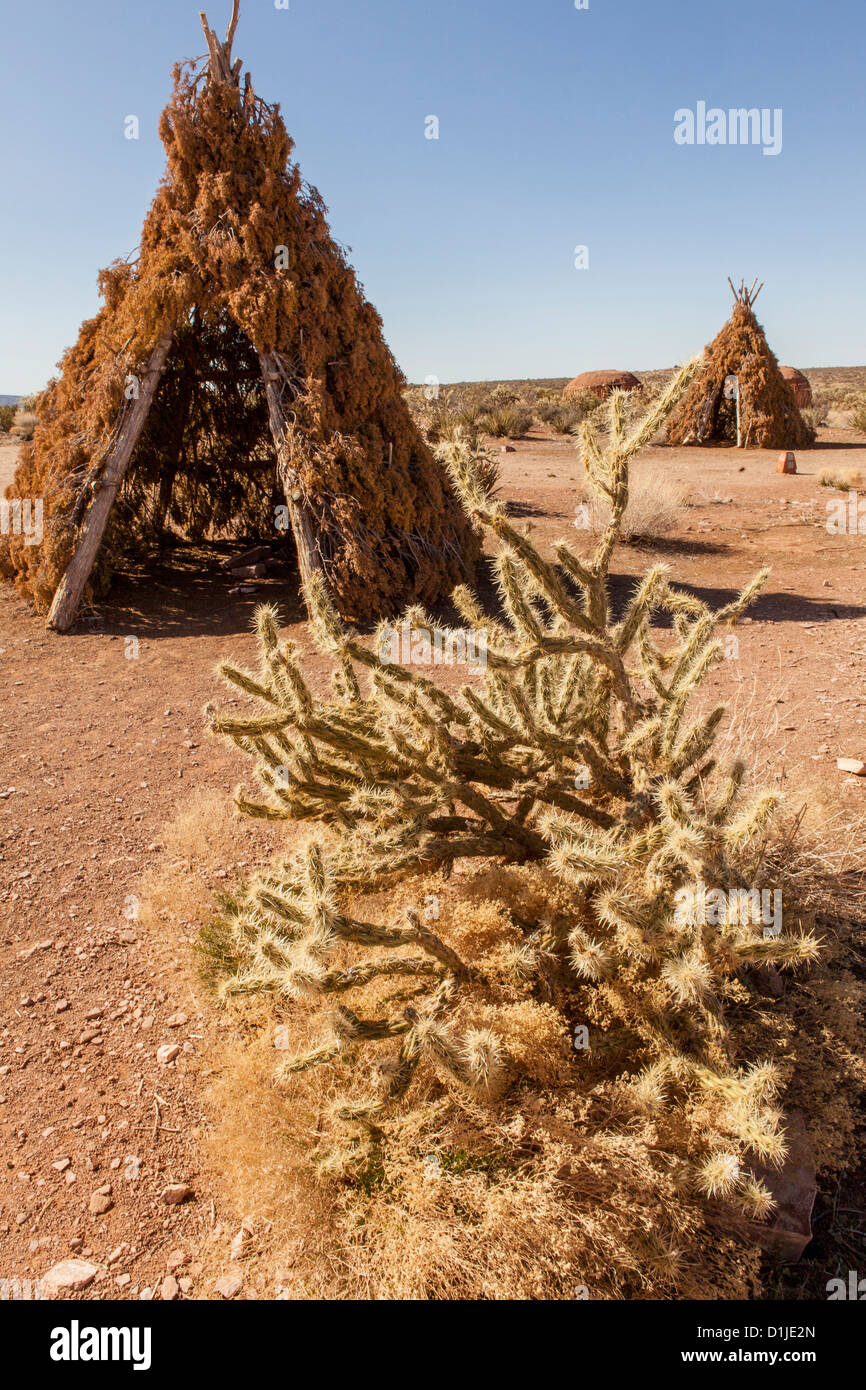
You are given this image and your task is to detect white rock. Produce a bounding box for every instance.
[215,1272,243,1299]
[42,1259,99,1293]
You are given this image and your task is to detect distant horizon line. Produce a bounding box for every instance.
[4,362,865,401]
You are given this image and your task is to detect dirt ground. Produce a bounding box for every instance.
[1,422,864,1300]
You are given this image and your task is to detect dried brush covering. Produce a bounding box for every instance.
[197,363,865,1298]
[2,46,476,619]
[664,302,814,450]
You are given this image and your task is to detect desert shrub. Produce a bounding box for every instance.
[583,468,688,542]
[0,404,15,433]
[481,404,533,438]
[850,393,866,435]
[536,394,603,435]
[406,385,491,448]
[800,406,824,433]
[489,384,520,408]
[812,383,863,420]
[564,388,604,419]
[10,409,37,441]
[818,467,863,491]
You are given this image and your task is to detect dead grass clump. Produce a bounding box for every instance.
[193,821,866,1299]
[481,404,534,439]
[197,860,771,1299]
[137,788,283,973]
[10,409,37,441]
[584,468,688,542]
[818,467,863,491]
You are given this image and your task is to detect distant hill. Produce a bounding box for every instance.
[0,395,21,407]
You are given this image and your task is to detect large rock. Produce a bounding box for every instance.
[714,1111,817,1260]
[41,1259,100,1293]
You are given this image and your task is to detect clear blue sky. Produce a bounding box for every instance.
[1,0,863,393]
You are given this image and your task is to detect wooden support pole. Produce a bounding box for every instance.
[46,328,175,632]
[258,350,322,595]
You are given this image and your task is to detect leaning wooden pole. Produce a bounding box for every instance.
[46,328,175,631]
[258,350,322,596]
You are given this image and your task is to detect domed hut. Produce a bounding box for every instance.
[778,366,813,409]
[564,370,641,401]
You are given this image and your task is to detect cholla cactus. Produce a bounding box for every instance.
[215,835,502,1132]
[207,360,820,1210]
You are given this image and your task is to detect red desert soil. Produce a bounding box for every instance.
[1,426,864,1299]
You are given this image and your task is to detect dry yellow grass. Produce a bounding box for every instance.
[137,789,866,1300]
[818,467,863,491]
[582,469,688,542]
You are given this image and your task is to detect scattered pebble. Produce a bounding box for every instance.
[161,1183,193,1206]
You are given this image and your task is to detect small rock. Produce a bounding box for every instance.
[160,1275,179,1301]
[115,1273,131,1288]
[230,1228,251,1261]
[89,1192,113,1216]
[273,1026,292,1050]
[837,757,866,776]
[179,1277,193,1294]
[42,1258,99,1293]
[161,1184,193,1206]
[157,1044,181,1066]
[166,1012,188,1029]
[215,1272,243,1299]
[69,1237,83,1252]
[230,563,267,579]
[166,1249,187,1271]
[52,1157,71,1172]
